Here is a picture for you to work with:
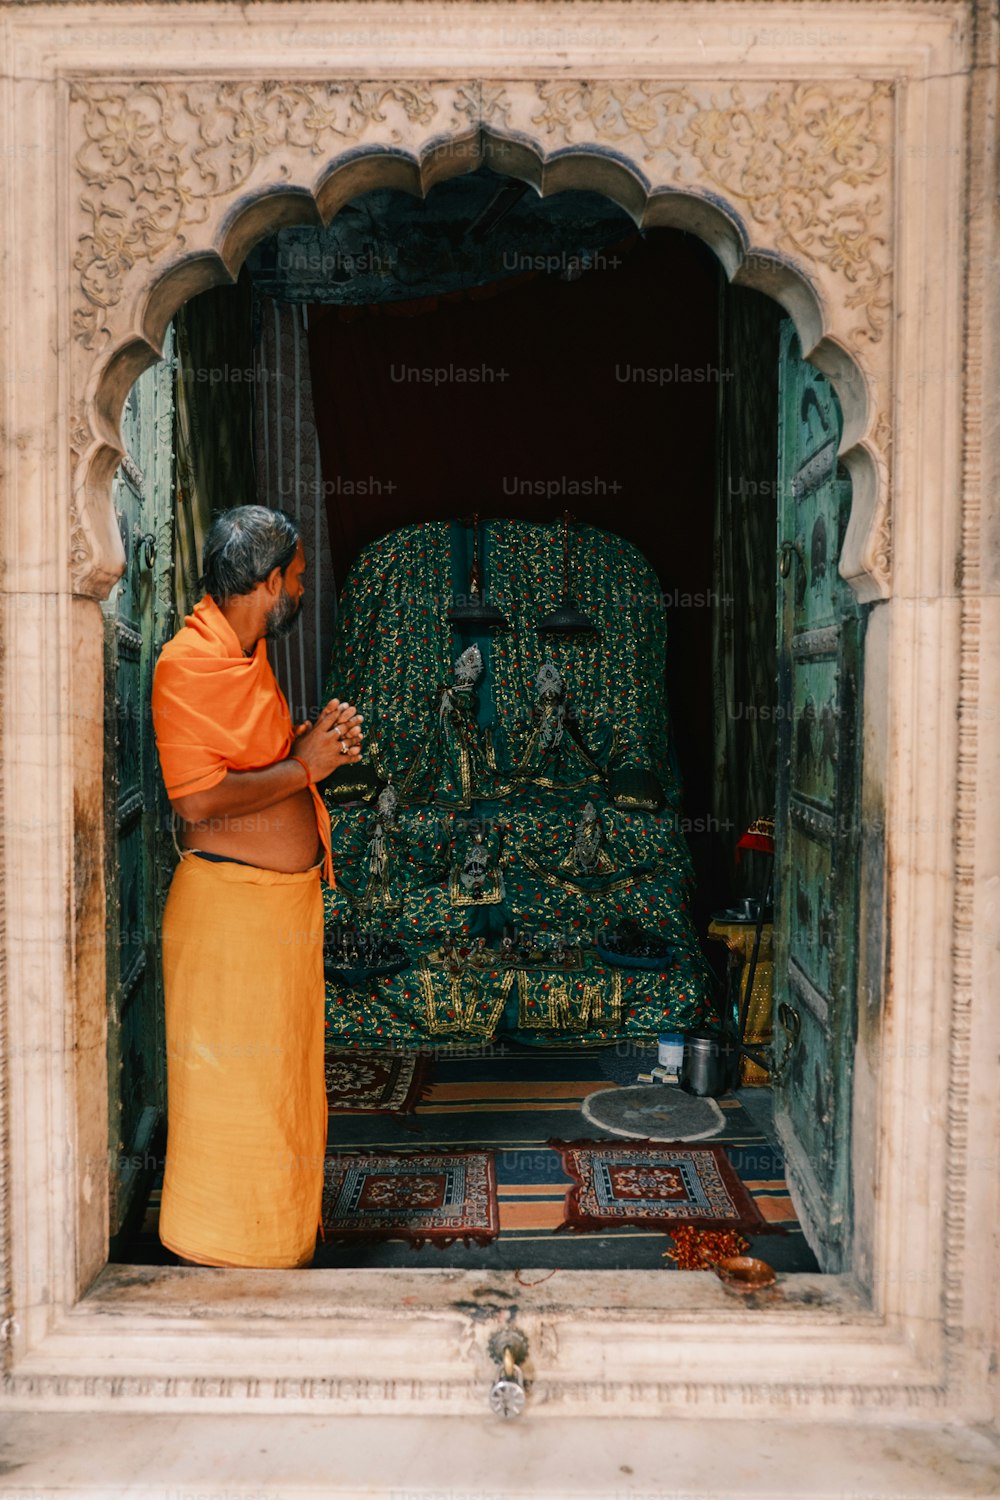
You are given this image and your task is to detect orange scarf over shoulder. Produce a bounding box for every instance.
[152,595,334,885]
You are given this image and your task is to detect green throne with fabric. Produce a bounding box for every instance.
[321,518,713,1048]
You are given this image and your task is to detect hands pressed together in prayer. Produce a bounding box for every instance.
[292,698,364,782]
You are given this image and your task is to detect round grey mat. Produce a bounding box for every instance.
[582,1084,725,1142]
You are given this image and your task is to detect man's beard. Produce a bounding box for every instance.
[264,588,302,640]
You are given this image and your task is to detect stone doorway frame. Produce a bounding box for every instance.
[1,0,996,1426]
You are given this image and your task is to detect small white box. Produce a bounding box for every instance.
[658,1032,685,1070]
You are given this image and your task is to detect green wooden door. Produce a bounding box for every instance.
[773,321,865,1273]
[102,330,177,1244]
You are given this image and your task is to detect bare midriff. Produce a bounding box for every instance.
[179,786,321,873]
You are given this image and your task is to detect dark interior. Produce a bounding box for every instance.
[178,175,782,938]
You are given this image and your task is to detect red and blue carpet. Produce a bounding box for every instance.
[548,1139,779,1236]
[325,1049,430,1115]
[118,1043,815,1273]
[321,1147,498,1247]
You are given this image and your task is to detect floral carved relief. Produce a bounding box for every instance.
[526,80,893,347]
[71,80,450,352]
[70,77,894,599]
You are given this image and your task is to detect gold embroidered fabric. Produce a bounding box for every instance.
[321,519,713,1046]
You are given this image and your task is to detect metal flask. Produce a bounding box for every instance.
[679,1029,728,1098]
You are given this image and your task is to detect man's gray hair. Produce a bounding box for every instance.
[201,506,301,602]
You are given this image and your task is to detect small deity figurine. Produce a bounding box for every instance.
[399,645,490,808]
[375,780,400,826]
[357,778,403,914]
[549,931,569,966]
[515,662,603,790]
[459,839,490,898]
[571,800,605,875]
[446,644,483,710]
[559,798,663,892]
[536,662,568,750]
[449,817,506,907]
[347,775,446,915]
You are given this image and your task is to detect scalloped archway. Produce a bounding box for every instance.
[69,79,892,604]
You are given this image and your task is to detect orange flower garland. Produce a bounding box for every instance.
[662,1226,750,1270]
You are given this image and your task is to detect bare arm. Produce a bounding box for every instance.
[171,760,311,824]
[171,698,363,824]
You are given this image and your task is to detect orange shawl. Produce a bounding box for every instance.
[152,594,334,885]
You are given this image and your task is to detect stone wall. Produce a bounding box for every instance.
[0,0,994,1437]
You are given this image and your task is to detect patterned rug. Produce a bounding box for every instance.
[324,1049,429,1115]
[548,1139,779,1235]
[321,1148,499,1247]
[115,1047,814,1273]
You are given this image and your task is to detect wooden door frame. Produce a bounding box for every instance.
[0,0,996,1427]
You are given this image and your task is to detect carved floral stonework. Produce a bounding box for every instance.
[526,80,893,346]
[71,77,893,352]
[70,79,454,351]
[69,76,894,597]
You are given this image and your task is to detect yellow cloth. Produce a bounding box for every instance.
[706,919,774,1087]
[152,593,334,885]
[158,853,328,1268]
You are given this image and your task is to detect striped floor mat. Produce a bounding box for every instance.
[319,1044,818,1272]
[120,1043,818,1273]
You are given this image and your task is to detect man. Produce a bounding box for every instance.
[151,505,362,1269]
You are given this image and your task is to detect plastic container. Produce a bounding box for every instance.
[657,1032,685,1070]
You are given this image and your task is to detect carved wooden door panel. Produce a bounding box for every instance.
[102,331,177,1243]
[773,321,865,1273]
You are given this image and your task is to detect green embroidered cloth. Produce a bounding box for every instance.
[322,519,713,1047]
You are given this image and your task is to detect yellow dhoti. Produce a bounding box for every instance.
[158,852,327,1269]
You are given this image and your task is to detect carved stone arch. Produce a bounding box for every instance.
[70,78,893,602]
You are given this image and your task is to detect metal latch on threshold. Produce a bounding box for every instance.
[488,1328,528,1418]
